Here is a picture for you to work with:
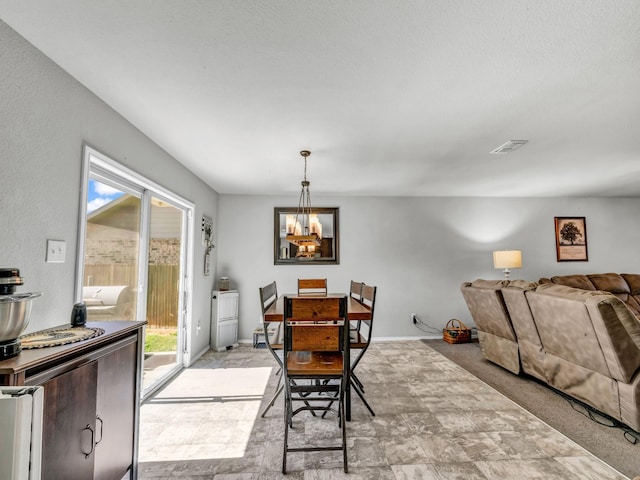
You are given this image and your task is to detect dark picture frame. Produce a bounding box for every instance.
[554,217,588,262]
[274,207,340,265]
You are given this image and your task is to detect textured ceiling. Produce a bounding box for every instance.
[2,1,640,197]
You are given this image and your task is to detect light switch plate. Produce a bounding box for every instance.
[46,239,66,263]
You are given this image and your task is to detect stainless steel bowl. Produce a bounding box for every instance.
[0,292,42,342]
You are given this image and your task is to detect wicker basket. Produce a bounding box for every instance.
[442,319,472,344]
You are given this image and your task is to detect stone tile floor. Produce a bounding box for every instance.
[138,341,629,479]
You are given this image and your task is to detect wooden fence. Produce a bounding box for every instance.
[84,264,179,329]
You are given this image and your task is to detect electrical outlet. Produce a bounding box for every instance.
[411,313,417,324]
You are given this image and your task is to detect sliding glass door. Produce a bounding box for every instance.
[82,176,141,322]
[77,146,193,399]
[142,195,186,395]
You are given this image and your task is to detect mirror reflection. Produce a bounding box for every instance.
[274,207,339,264]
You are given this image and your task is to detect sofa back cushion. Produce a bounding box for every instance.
[527,284,611,376]
[546,274,596,290]
[460,279,515,341]
[541,273,640,318]
[622,274,640,295]
[501,281,546,381]
[528,283,640,383]
[501,281,540,346]
[588,273,630,294]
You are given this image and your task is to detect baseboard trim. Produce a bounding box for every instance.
[187,345,210,367]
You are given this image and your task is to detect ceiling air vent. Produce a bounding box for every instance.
[490,140,528,154]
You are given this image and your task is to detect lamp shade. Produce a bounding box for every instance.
[493,250,522,269]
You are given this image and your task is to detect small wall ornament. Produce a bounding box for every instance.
[202,215,214,275]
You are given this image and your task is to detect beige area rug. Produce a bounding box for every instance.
[138,342,632,479]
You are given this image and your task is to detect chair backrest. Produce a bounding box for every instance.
[349,281,364,301]
[284,296,347,352]
[353,284,376,346]
[360,285,376,314]
[259,281,278,314]
[297,278,328,296]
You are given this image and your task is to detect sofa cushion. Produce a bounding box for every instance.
[470,279,509,290]
[535,283,608,300]
[622,274,640,295]
[544,273,640,319]
[587,296,640,383]
[501,281,545,382]
[548,274,596,291]
[618,295,640,317]
[506,279,538,290]
[588,273,630,294]
[460,280,519,374]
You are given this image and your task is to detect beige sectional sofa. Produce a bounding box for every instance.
[461,273,640,432]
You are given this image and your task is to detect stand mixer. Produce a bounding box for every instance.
[0,268,41,360]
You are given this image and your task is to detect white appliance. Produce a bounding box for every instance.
[0,386,43,480]
[211,290,239,352]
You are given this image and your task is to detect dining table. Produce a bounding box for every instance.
[263,292,372,323]
[263,292,373,421]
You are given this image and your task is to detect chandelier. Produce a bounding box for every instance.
[286,150,322,257]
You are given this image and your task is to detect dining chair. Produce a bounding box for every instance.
[259,281,279,350]
[297,278,328,296]
[258,281,283,417]
[282,295,349,474]
[349,284,377,416]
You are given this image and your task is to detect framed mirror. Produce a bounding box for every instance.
[274,207,339,265]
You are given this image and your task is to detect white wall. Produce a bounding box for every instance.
[5,18,639,352]
[218,195,640,341]
[0,21,218,357]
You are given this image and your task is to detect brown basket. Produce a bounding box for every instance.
[443,319,472,344]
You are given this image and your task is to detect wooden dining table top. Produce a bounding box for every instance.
[263,293,372,322]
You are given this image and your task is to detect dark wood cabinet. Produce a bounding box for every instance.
[42,361,98,480]
[0,321,145,480]
[94,340,137,480]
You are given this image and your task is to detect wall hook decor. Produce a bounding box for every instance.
[202,215,214,275]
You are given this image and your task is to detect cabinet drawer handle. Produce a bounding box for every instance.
[95,415,104,445]
[82,424,95,458]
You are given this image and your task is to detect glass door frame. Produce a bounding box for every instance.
[76,145,195,393]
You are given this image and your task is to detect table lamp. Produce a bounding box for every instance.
[493,250,522,279]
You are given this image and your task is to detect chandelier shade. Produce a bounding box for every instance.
[286,150,322,257]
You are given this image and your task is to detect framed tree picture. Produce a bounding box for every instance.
[555,217,588,261]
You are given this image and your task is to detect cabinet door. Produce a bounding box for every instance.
[94,340,138,480]
[218,292,239,320]
[42,361,98,480]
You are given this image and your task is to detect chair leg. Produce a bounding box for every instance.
[322,376,375,417]
[340,384,348,473]
[261,374,283,418]
[282,383,290,474]
[351,377,375,416]
[351,371,364,392]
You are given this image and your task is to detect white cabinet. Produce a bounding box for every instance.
[211,290,239,352]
